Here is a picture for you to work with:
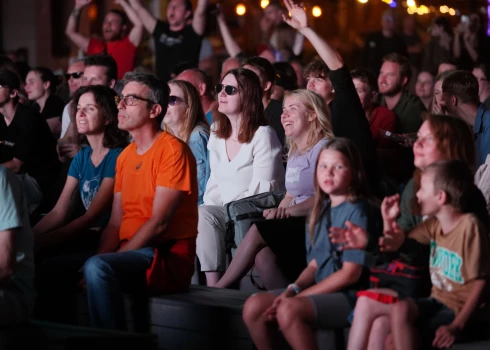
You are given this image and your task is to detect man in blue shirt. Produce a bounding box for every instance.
[441,70,490,166]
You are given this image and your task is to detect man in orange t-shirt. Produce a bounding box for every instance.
[82,72,198,330]
[65,0,143,79]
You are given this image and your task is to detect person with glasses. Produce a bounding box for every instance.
[81,72,198,330]
[60,59,85,140]
[197,68,285,286]
[33,85,129,323]
[163,79,210,205]
[472,63,490,109]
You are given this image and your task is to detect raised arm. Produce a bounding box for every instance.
[115,0,143,47]
[216,8,242,58]
[292,31,304,56]
[192,0,208,36]
[128,0,157,34]
[282,0,342,70]
[65,0,92,52]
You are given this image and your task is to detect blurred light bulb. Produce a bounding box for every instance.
[260,0,270,9]
[236,4,246,16]
[312,6,322,17]
[358,0,368,4]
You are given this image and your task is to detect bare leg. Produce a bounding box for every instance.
[384,333,395,350]
[347,296,393,350]
[391,300,420,350]
[367,316,391,350]
[242,292,281,350]
[276,297,318,350]
[214,224,267,288]
[255,247,290,290]
[205,271,222,286]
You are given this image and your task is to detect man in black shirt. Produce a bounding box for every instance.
[242,57,285,146]
[129,0,208,81]
[0,69,60,213]
[364,10,408,75]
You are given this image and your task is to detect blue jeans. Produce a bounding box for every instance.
[83,247,155,330]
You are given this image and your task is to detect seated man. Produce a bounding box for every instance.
[83,72,198,330]
[0,165,35,325]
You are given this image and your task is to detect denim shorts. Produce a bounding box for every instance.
[415,297,455,345]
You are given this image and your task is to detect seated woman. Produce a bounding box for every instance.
[243,138,379,350]
[197,68,285,286]
[163,79,210,205]
[33,85,129,253]
[25,67,65,138]
[215,89,333,289]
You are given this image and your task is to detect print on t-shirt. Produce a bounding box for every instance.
[159,33,184,47]
[430,240,464,292]
[81,175,101,210]
[285,167,301,183]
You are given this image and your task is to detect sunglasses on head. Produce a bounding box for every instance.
[215,84,238,96]
[168,95,186,106]
[65,72,83,80]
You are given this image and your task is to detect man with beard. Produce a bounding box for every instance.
[128,0,208,81]
[378,53,425,134]
[65,0,143,79]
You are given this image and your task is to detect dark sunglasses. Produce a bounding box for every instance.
[168,95,186,106]
[215,84,238,96]
[65,72,84,80]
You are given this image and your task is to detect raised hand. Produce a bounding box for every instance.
[282,0,308,30]
[75,0,92,10]
[379,221,405,252]
[381,194,400,223]
[329,221,369,250]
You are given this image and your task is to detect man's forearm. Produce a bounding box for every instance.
[117,217,167,252]
[452,279,487,329]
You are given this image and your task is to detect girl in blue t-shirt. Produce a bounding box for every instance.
[33,85,129,251]
[242,138,380,350]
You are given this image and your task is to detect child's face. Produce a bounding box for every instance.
[416,171,442,216]
[316,149,352,197]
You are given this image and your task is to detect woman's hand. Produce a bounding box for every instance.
[329,221,369,250]
[381,194,400,223]
[263,288,295,321]
[263,196,292,219]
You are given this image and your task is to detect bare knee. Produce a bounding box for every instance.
[276,298,303,331]
[242,293,273,326]
[371,316,390,337]
[353,296,383,321]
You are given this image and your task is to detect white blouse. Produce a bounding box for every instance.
[203,126,285,206]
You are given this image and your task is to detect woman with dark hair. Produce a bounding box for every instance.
[472,63,490,108]
[25,67,65,137]
[33,85,129,250]
[196,68,285,286]
[422,17,454,75]
[163,79,210,205]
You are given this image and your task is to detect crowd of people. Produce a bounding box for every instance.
[1,0,490,349]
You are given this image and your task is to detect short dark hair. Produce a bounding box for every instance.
[29,67,60,94]
[122,72,170,126]
[242,56,276,86]
[273,62,298,91]
[442,70,479,105]
[382,53,412,82]
[351,68,378,92]
[438,57,459,69]
[474,63,490,81]
[84,54,118,83]
[107,9,128,26]
[71,85,129,149]
[304,56,330,80]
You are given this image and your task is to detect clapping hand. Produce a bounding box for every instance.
[282,0,308,30]
[379,221,405,252]
[329,221,369,251]
[381,194,400,223]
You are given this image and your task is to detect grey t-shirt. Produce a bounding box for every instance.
[306,199,377,300]
[0,166,35,313]
[286,139,328,204]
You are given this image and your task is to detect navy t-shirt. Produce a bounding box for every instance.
[68,147,122,227]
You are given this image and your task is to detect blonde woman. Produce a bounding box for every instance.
[163,79,210,205]
[215,89,334,289]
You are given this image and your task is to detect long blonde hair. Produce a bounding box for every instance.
[284,89,334,157]
[165,80,209,142]
[308,138,369,243]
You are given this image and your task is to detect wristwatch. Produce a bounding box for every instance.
[287,283,301,295]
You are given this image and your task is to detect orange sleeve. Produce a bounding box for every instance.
[156,139,194,193]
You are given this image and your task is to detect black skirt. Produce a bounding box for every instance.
[256,216,307,281]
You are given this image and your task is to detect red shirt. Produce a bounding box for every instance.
[369,105,399,148]
[87,36,137,79]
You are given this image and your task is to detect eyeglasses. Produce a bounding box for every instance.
[169,95,186,106]
[65,72,84,80]
[215,84,238,96]
[115,94,156,106]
